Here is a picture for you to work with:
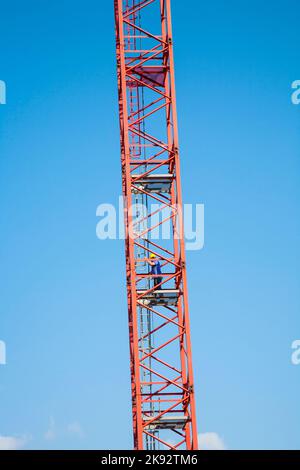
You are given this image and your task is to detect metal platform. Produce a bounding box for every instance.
[132,174,173,194]
[144,416,188,431]
[137,289,179,306]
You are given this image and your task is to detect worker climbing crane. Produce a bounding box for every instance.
[114,0,198,450]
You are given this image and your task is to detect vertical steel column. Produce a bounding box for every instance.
[114,0,198,450]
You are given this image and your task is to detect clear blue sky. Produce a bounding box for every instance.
[0,0,299,450]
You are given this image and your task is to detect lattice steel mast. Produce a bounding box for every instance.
[114,0,198,450]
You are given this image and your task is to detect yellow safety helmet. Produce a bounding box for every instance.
[150,253,156,259]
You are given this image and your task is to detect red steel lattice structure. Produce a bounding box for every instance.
[114,0,198,450]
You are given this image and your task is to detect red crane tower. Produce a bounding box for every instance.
[114,0,198,450]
